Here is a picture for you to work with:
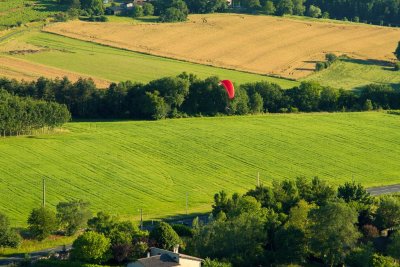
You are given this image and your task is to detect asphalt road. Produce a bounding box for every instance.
[367,184,400,196]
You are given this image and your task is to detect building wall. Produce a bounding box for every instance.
[179,258,202,267]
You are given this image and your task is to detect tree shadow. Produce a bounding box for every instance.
[34,0,67,13]
[341,57,393,67]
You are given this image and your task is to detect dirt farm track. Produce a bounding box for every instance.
[44,14,400,79]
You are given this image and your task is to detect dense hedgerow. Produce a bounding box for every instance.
[0,75,399,121]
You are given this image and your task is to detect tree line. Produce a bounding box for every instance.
[0,75,399,121]
[2,178,399,266]
[0,89,71,136]
[57,0,400,26]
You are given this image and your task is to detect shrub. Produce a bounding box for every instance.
[394,61,400,71]
[27,207,58,241]
[325,53,338,62]
[361,224,379,240]
[308,5,322,18]
[315,62,326,71]
[54,13,69,22]
[71,231,111,264]
[132,5,143,18]
[143,3,154,16]
[0,213,22,248]
[172,224,193,238]
[149,222,181,250]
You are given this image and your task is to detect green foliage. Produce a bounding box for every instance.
[372,254,399,267]
[394,62,400,71]
[364,99,374,111]
[338,181,372,205]
[71,231,111,264]
[203,258,232,267]
[309,201,361,266]
[149,222,181,250]
[0,212,21,248]
[315,62,326,71]
[132,5,144,18]
[80,0,104,15]
[0,89,71,136]
[159,0,188,22]
[142,3,155,16]
[375,196,400,230]
[308,5,321,18]
[172,224,194,237]
[27,207,58,241]
[87,212,116,236]
[276,0,293,15]
[192,202,267,266]
[395,42,400,61]
[263,1,276,15]
[56,200,92,236]
[387,231,400,260]
[346,243,374,267]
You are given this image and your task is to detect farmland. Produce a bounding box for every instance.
[0,31,297,88]
[0,0,60,30]
[303,58,400,90]
[1,112,400,226]
[44,13,400,80]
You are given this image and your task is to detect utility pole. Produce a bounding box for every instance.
[42,177,46,208]
[257,172,260,187]
[186,192,188,215]
[139,208,143,231]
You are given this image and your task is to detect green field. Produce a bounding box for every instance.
[303,58,400,90]
[7,31,298,88]
[1,112,399,226]
[0,0,59,30]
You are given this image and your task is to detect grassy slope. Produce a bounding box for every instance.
[0,0,60,30]
[7,32,297,88]
[0,112,399,226]
[303,59,400,90]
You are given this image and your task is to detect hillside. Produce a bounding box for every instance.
[44,13,400,79]
[1,112,400,226]
[0,31,297,88]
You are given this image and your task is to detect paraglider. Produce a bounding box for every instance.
[220,80,235,100]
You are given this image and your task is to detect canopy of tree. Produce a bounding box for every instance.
[1,76,399,121]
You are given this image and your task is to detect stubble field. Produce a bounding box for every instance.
[44,13,400,79]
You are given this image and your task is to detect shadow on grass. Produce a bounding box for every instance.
[34,0,67,13]
[135,16,159,23]
[342,57,393,67]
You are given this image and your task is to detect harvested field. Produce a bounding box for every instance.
[0,56,111,87]
[44,14,400,79]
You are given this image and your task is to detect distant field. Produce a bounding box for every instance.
[0,0,59,30]
[303,58,400,90]
[1,112,400,226]
[44,14,400,79]
[0,31,297,88]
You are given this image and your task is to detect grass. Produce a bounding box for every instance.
[303,58,400,90]
[0,0,60,30]
[0,112,400,227]
[6,31,297,88]
[0,235,77,257]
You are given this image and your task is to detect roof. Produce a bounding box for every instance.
[137,254,179,267]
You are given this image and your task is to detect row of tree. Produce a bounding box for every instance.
[1,75,399,121]
[0,89,71,136]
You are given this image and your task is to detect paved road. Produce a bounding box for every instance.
[367,184,400,196]
[0,245,71,266]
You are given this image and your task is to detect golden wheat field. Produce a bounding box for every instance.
[0,56,111,87]
[45,14,400,79]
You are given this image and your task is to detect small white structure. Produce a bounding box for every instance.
[127,247,203,267]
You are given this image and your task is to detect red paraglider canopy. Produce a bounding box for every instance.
[220,80,235,99]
